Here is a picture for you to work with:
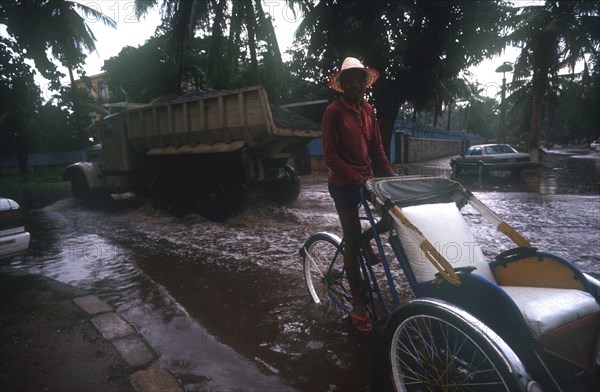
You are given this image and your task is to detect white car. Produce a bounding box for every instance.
[0,197,30,258]
[450,143,533,176]
[590,140,600,150]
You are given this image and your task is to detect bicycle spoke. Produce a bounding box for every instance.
[388,312,521,391]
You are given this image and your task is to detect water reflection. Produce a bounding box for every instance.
[453,150,600,195]
[3,149,599,391]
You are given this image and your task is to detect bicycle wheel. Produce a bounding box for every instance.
[301,232,352,317]
[373,298,539,392]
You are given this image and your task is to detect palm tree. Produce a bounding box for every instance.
[0,0,115,173]
[134,0,305,93]
[508,1,600,161]
[134,0,209,94]
[460,82,499,140]
[1,0,116,89]
[439,77,471,130]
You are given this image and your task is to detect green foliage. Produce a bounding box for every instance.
[131,0,294,97]
[459,97,499,140]
[0,0,116,88]
[290,0,512,144]
[0,0,116,170]
[0,36,42,170]
[102,35,177,102]
[3,0,598,166]
[507,1,600,152]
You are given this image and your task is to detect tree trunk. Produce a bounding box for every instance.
[254,0,284,90]
[371,78,401,162]
[207,4,226,87]
[16,115,28,175]
[529,89,543,163]
[244,0,260,85]
[171,1,194,95]
[529,68,548,164]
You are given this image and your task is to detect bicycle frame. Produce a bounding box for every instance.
[358,187,402,326]
[310,186,406,329]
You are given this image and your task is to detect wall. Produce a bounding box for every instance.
[0,150,86,174]
[395,133,466,164]
[307,136,465,175]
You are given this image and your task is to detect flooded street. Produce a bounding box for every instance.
[4,149,600,391]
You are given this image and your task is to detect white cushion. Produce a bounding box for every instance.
[502,286,600,339]
[393,202,496,283]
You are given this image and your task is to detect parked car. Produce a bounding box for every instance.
[590,140,600,150]
[450,143,533,176]
[0,197,30,258]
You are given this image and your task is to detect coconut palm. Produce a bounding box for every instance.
[507,1,600,161]
[49,1,116,86]
[438,77,471,130]
[134,0,306,93]
[134,0,208,94]
[1,0,115,172]
[1,0,116,88]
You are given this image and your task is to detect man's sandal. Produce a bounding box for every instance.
[350,311,373,333]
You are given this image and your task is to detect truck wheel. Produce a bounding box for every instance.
[71,171,91,200]
[149,172,171,210]
[149,171,189,215]
[263,165,301,204]
[191,164,250,221]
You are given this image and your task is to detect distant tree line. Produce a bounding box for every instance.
[1,0,598,172]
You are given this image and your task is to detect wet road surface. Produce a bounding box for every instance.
[4,149,600,391]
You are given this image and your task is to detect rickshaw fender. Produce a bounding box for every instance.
[299,232,342,258]
[414,273,533,347]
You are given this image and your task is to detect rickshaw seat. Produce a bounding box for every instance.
[392,201,600,340]
[393,202,495,284]
[502,286,600,339]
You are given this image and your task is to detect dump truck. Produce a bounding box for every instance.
[63,86,321,220]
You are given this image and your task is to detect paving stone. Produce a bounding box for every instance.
[129,368,183,392]
[112,336,156,367]
[92,312,136,340]
[73,295,113,315]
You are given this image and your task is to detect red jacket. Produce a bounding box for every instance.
[322,98,393,187]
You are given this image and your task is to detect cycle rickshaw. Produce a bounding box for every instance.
[300,176,600,391]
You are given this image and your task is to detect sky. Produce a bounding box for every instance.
[65,0,517,100]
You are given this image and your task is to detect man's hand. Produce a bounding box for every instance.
[352,173,374,185]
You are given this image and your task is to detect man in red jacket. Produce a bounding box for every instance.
[322,57,395,333]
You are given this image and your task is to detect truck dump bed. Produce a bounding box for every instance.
[120,85,321,158]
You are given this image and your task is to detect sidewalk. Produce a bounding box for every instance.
[0,266,182,392]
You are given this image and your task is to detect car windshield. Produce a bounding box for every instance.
[484,144,517,154]
[465,147,482,156]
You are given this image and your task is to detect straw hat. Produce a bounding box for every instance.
[328,57,380,93]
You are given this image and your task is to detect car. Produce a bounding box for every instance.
[0,197,30,259]
[596,144,600,153]
[591,140,600,151]
[450,143,533,176]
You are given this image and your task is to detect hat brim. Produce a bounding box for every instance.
[328,67,380,93]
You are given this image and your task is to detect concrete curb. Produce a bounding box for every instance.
[73,295,183,392]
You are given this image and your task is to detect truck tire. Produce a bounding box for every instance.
[263,165,301,205]
[71,171,92,200]
[191,162,250,221]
